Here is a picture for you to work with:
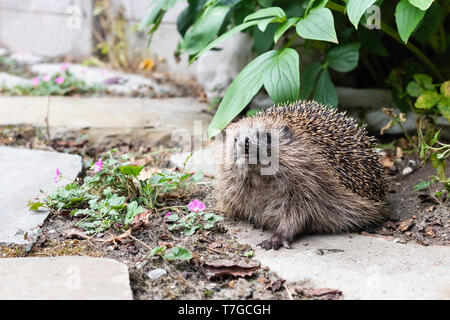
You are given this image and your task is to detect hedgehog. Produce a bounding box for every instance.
[215,100,389,250]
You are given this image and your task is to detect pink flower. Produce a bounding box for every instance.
[115,223,122,228]
[187,199,205,212]
[31,77,39,86]
[165,212,172,218]
[42,74,51,82]
[55,77,65,85]
[94,158,103,173]
[53,168,61,183]
[60,62,70,71]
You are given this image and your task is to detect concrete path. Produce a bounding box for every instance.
[0,96,211,144]
[233,222,450,299]
[0,147,82,244]
[0,256,132,300]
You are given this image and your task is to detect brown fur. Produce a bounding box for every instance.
[215,100,389,250]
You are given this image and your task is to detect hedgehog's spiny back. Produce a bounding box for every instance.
[259,100,387,202]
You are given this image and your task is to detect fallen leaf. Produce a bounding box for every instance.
[380,155,395,168]
[308,288,343,300]
[425,226,436,238]
[266,279,286,292]
[202,259,260,280]
[397,219,414,232]
[131,210,150,230]
[63,227,88,240]
[208,242,223,250]
[426,205,435,212]
[395,147,403,159]
[257,277,269,284]
[139,58,155,72]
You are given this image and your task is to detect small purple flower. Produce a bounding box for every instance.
[165,212,172,219]
[94,158,103,173]
[53,168,61,183]
[31,77,39,86]
[115,223,122,228]
[55,77,65,85]
[187,199,205,212]
[42,74,51,82]
[60,62,70,71]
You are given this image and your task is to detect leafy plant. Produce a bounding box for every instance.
[28,149,202,235]
[141,0,449,137]
[147,245,193,261]
[1,69,104,96]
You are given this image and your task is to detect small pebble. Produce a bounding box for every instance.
[402,167,413,175]
[147,268,167,280]
[408,160,416,167]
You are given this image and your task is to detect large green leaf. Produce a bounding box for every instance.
[181,6,230,54]
[395,0,426,44]
[243,7,286,23]
[299,62,323,100]
[296,7,338,43]
[274,17,298,43]
[415,91,441,109]
[163,247,192,261]
[207,51,279,137]
[413,3,444,44]
[312,67,338,107]
[408,0,434,10]
[139,0,182,30]
[263,48,300,103]
[346,0,377,29]
[357,28,389,57]
[253,23,278,54]
[326,43,361,73]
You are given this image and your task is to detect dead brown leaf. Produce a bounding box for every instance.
[425,226,436,238]
[395,147,403,159]
[397,219,414,232]
[380,155,395,168]
[308,288,343,300]
[266,279,286,292]
[131,210,150,230]
[63,227,88,240]
[202,259,260,280]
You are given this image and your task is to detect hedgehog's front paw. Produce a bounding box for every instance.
[258,234,291,250]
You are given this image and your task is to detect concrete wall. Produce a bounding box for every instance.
[0,0,92,58]
[0,0,252,96]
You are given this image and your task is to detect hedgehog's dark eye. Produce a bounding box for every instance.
[244,137,250,154]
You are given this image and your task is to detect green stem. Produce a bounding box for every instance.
[326,2,444,82]
[283,34,298,50]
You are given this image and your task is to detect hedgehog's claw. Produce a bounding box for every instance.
[258,234,291,250]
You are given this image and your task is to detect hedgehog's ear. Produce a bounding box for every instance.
[282,125,291,140]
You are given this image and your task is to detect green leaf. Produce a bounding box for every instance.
[182,6,230,55]
[415,91,441,109]
[119,165,145,178]
[326,43,361,73]
[163,247,192,261]
[313,67,338,107]
[191,19,265,62]
[441,81,450,98]
[299,62,323,100]
[177,0,205,37]
[346,0,377,29]
[395,0,426,44]
[413,4,444,44]
[437,97,450,122]
[413,179,434,191]
[203,213,224,223]
[408,0,434,10]
[253,23,278,54]
[125,201,146,226]
[296,7,338,43]
[413,74,434,90]
[148,245,166,258]
[274,17,298,43]
[207,50,279,137]
[27,202,45,211]
[139,0,181,30]
[263,48,300,103]
[244,7,286,23]
[406,81,423,97]
[167,214,179,222]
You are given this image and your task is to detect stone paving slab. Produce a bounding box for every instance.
[0,96,211,144]
[234,222,450,299]
[0,256,133,300]
[0,147,82,244]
